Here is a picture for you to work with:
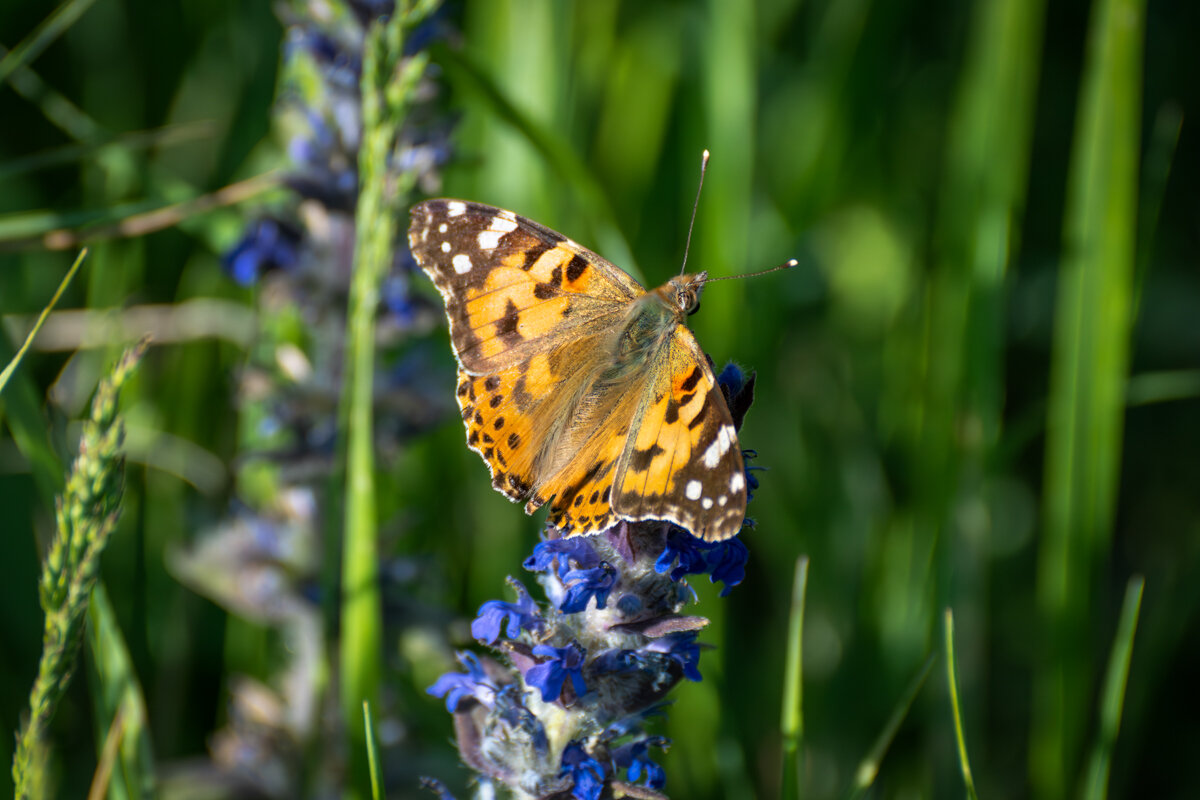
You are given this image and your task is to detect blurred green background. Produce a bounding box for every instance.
[2,0,1198,798]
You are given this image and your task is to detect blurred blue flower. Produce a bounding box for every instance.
[427,652,496,712]
[418,776,457,799]
[223,218,302,286]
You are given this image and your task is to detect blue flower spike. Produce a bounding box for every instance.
[428,361,765,795]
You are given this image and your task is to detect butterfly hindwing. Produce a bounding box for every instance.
[612,327,746,541]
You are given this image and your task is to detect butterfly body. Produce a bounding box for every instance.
[409,199,746,541]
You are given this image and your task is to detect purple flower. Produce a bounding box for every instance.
[645,633,703,682]
[612,737,668,790]
[559,742,607,800]
[716,362,756,431]
[525,642,587,703]
[523,536,601,579]
[471,581,543,644]
[426,652,496,712]
[559,562,617,613]
[223,218,302,286]
[655,526,748,596]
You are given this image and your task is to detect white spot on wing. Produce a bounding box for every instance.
[718,495,728,507]
[685,480,702,500]
[702,425,736,469]
[702,497,713,509]
[729,472,745,493]
[478,230,503,250]
[447,201,466,217]
[438,223,448,233]
[492,215,518,234]
[452,254,472,274]
[441,241,451,253]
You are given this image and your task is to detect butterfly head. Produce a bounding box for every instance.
[668,272,709,317]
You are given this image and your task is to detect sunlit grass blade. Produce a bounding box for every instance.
[1033,0,1146,796]
[433,43,636,274]
[1082,576,1145,800]
[696,0,755,347]
[85,584,154,800]
[11,340,147,799]
[339,10,426,796]
[0,0,99,87]
[780,556,809,800]
[0,249,85,398]
[363,702,382,800]
[845,654,935,799]
[945,609,980,800]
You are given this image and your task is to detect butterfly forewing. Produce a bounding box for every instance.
[409,200,641,375]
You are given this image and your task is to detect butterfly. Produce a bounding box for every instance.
[409,199,749,542]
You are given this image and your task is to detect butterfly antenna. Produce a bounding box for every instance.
[679,149,710,275]
[706,258,800,282]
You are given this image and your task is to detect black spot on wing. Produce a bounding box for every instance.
[520,241,553,270]
[496,298,520,340]
[566,255,587,283]
[680,366,703,393]
[629,443,665,472]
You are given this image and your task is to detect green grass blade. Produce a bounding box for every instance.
[340,11,416,796]
[1131,104,1183,315]
[363,702,383,800]
[846,654,935,799]
[1033,0,1145,796]
[0,0,99,87]
[945,609,980,800]
[780,556,809,799]
[85,583,154,800]
[1082,576,1145,800]
[433,42,636,275]
[0,249,86,398]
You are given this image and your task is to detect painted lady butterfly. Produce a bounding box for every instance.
[409,199,751,541]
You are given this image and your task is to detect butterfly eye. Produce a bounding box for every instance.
[677,288,701,316]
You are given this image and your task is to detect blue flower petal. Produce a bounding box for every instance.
[525,642,587,703]
[560,742,608,800]
[559,562,617,613]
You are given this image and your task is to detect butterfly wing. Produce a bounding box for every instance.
[611,327,747,541]
[411,199,645,508]
[409,199,643,375]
